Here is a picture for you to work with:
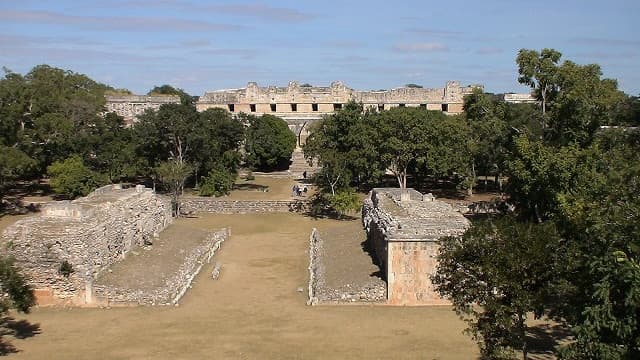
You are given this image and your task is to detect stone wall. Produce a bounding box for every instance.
[196,81,481,140]
[307,228,322,305]
[105,95,180,125]
[362,188,469,305]
[93,229,228,306]
[181,198,310,214]
[1,185,172,305]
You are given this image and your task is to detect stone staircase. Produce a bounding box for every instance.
[288,147,319,177]
[239,148,320,178]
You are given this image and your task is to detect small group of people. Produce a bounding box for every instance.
[292,184,307,197]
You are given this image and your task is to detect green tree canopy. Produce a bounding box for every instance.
[243,114,296,171]
[148,84,196,106]
[47,156,105,199]
[434,216,563,359]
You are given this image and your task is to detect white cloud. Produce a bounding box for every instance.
[393,42,449,53]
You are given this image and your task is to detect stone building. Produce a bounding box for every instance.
[362,188,469,305]
[1,185,172,306]
[105,95,181,125]
[196,81,480,141]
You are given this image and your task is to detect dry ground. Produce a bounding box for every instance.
[3,213,479,359]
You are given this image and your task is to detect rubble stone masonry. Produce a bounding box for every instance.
[1,185,172,305]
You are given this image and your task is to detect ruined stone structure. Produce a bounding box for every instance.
[181,198,310,214]
[503,93,537,104]
[105,95,181,125]
[197,81,480,141]
[1,185,172,306]
[362,188,469,305]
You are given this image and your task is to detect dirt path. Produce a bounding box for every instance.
[6,213,478,359]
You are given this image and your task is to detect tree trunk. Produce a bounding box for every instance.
[519,312,528,360]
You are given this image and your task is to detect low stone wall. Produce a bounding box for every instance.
[1,185,172,305]
[307,228,322,305]
[93,229,228,306]
[182,198,310,214]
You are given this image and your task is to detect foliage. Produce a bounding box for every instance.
[304,101,384,193]
[47,156,105,199]
[156,160,192,217]
[0,256,35,314]
[548,61,625,147]
[199,166,236,197]
[0,146,36,199]
[148,84,196,106]
[433,216,563,359]
[405,83,423,88]
[244,114,296,171]
[516,48,561,117]
[328,188,361,217]
[551,130,640,359]
[504,136,597,222]
[58,260,74,278]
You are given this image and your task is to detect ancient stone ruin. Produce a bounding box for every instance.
[105,94,180,126]
[1,185,172,306]
[362,188,470,305]
[196,81,481,141]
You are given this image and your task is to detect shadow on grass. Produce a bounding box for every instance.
[0,317,41,355]
[525,322,572,358]
[232,183,269,192]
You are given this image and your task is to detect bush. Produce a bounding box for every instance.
[199,167,236,197]
[245,171,255,181]
[58,260,74,278]
[329,188,362,216]
[47,156,105,199]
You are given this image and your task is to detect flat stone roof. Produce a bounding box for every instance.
[370,188,469,242]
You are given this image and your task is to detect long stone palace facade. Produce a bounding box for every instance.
[195,81,480,140]
[105,81,480,137]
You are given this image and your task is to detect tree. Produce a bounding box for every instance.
[374,107,433,189]
[148,85,196,106]
[516,48,562,119]
[433,217,563,359]
[199,165,236,197]
[156,160,192,217]
[551,130,640,359]
[244,114,296,171]
[304,101,384,193]
[549,61,625,147]
[464,89,509,191]
[405,83,423,88]
[47,156,105,199]
[504,136,596,222]
[0,146,35,201]
[0,257,35,315]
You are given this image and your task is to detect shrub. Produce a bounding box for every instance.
[58,260,74,278]
[199,167,236,197]
[47,156,105,199]
[329,188,362,217]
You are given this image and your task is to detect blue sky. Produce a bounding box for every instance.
[1,0,638,96]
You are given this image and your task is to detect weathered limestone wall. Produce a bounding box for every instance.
[105,95,180,125]
[181,198,310,214]
[1,185,172,305]
[93,229,228,306]
[362,188,469,305]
